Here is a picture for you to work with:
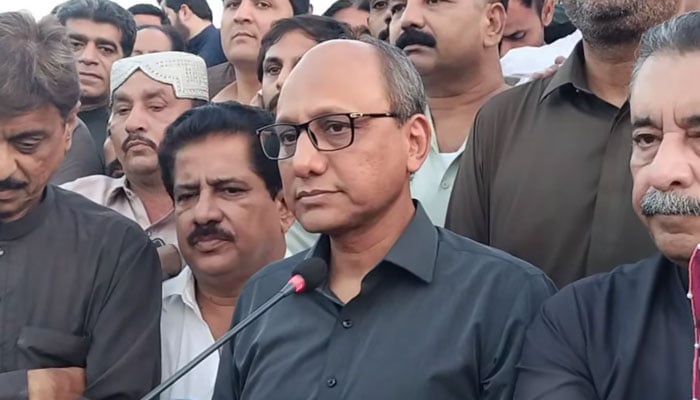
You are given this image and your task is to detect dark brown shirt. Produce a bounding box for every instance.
[445,41,656,287]
[207,62,236,99]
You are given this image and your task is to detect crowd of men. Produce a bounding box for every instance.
[2,0,700,398]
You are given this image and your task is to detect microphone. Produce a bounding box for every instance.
[140,257,328,400]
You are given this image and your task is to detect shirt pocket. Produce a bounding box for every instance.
[16,326,90,368]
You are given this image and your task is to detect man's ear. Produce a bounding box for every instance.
[483,1,507,48]
[275,191,296,233]
[406,113,431,174]
[541,0,556,27]
[63,104,80,153]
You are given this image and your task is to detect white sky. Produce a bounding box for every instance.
[0,0,334,26]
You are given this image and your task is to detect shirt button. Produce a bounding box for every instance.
[440,181,450,190]
[146,230,152,237]
[342,319,353,329]
[0,248,4,256]
[326,377,337,388]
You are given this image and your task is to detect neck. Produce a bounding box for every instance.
[126,173,173,223]
[195,279,239,307]
[232,63,261,104]
[425,60,508,151]
[582,40,637,108]
[328,193,415,300]
[188,20,211,40]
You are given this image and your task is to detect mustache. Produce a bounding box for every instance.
[395,28,436,50]
[377,28,389,41]
[187,222,236,246]
[640,189,700,217]
[121,133,157,153]
[0,177,28,191]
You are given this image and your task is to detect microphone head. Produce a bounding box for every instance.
[291,257,328,293]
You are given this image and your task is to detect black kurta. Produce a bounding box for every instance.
[0,185,162,399]
[514,254,693,399]
[213,203,556,400]
[445,41,657,287]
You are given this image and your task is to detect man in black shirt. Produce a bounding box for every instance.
[0,11,161,399]
[213,36,555,400]
[56,0,137,155]
[161,0,227,67]
[515,11,700,399]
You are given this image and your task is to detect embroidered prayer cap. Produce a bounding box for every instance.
[110,51,209,101]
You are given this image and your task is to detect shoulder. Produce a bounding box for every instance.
[542,254,664,315]
[51,185,150,244]
[436,227,550,282]
[236,253,306,310]
[60,175,121,203]
[475,77,552,124]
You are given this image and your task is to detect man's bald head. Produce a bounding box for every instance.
[277,37,425,124]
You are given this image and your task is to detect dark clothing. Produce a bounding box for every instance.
[188,25,227,67]
[514,254,692,400]
[213,203,556,400]
[79,106,109,155]
[446,41,656,287]
[0,185,162,399]
[51,119,105,185]
[207,62,236,99]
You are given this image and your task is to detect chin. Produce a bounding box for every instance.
[189,254,239,277]
[652,231,699,265]
[297,212,349,235]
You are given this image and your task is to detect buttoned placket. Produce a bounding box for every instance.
[688,244,700,400]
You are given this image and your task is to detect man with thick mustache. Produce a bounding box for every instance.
[63,51,209,279]
[446,0,683,287]
[388,0,509,226]
[158,103,293,400]
[514,12,700,398]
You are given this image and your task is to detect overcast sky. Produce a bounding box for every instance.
[0,0,333,25]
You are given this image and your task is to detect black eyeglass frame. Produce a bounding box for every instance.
[256,112,397,160]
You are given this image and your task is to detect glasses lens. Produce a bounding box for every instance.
[259,125,298,160]
[309,114,353,150]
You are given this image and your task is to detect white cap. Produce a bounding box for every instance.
[110,51,209,101]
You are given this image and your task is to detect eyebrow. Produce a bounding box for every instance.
[631,116,661,130]
[679,114,700,129]
[276,107,352,124]
[68,33,119,50]
[263,56,282,66]
[113,88,169,104]
[207,177,249,187]
[8,130,50,141]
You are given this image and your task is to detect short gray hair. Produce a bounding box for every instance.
[632,11,700,87]
[0,12,80,119]
[358,35,427,123]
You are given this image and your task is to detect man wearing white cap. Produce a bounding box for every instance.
[63,51,209,279]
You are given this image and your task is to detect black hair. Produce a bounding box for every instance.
[159,102,281,199]
[517,0,541,13]
[128,3,170,25]
[56,0,137,56]
[137,24,186,51]
[257,15,353,81]
[322,0,354,18]
[163,0,213,21]
[356,0,371,12]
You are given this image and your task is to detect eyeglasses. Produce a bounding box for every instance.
[256,112,397,160]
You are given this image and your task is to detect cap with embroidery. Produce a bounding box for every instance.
[110,52,209,101]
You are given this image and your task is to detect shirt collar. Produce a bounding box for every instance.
[105,175,129,203]
[163,266,200,313]
[305,201,439,284]
[0,185,54,240]
[188,25,216,54]
[540,40,591,102]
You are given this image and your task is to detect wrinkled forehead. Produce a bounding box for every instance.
[275,42,388,122]
[631,53,700,129]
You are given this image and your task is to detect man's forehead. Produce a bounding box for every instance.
[66,18,123,42]
[0,105,64,137]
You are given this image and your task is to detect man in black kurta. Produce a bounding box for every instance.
[514,11,700,399]
[0,12,161,399]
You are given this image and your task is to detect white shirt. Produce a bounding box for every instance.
[161,267,217,400]
[500,30,582,85]
[160,251,294,399]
